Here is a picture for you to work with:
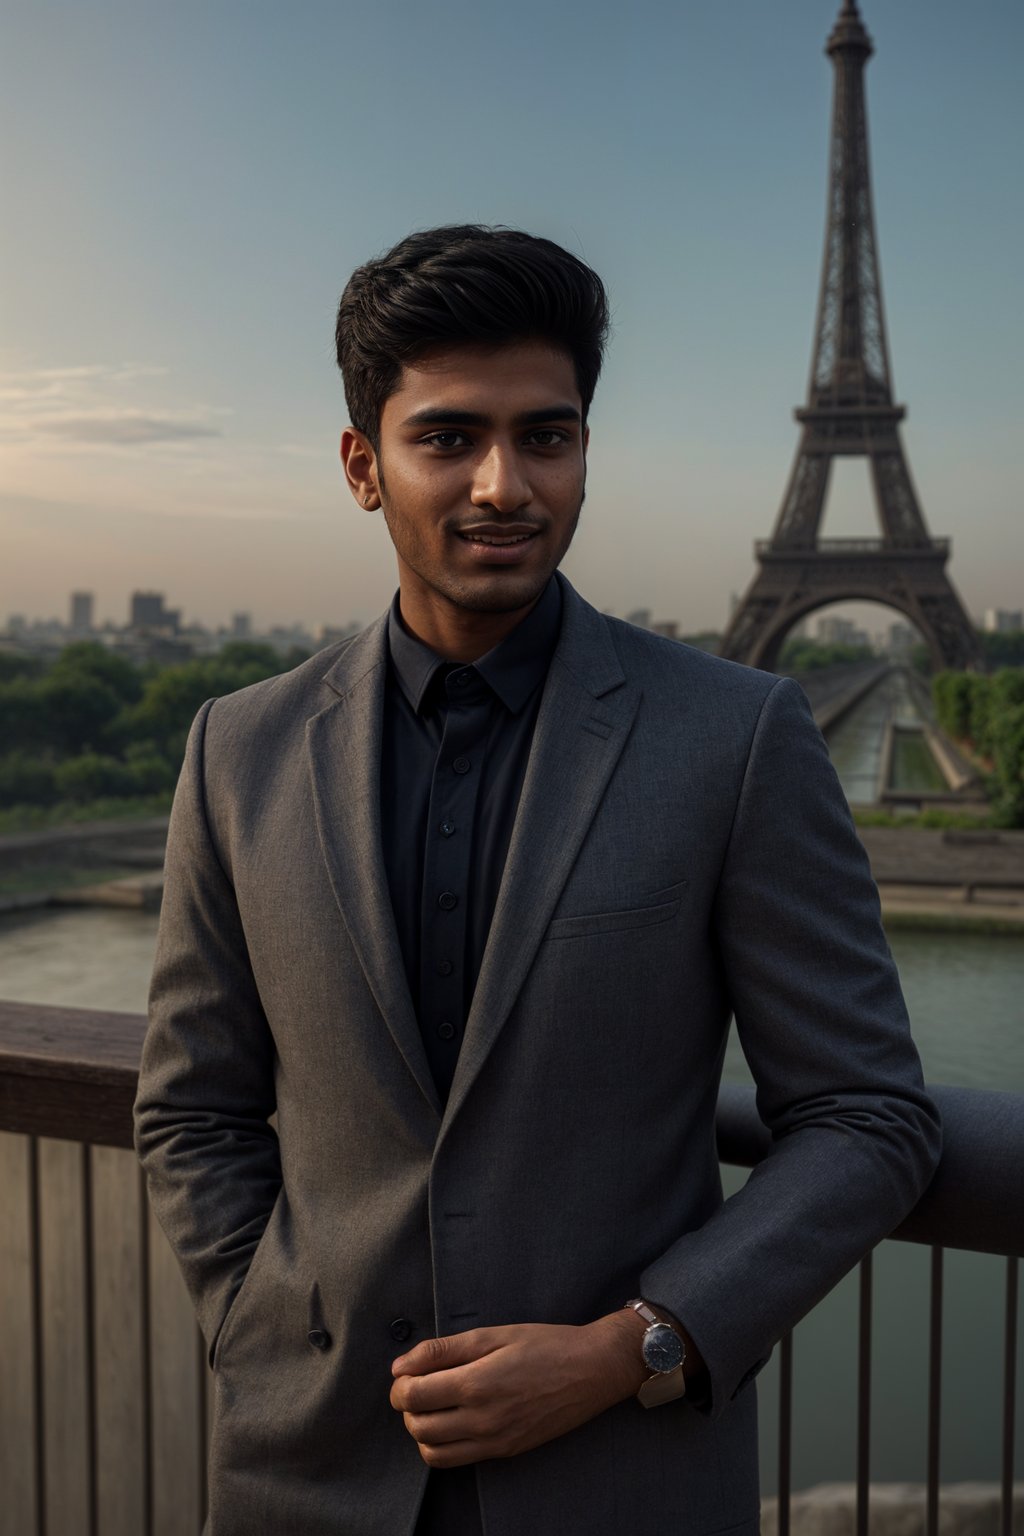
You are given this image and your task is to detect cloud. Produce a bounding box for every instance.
[37,412,223,445]
[0,361,225,452]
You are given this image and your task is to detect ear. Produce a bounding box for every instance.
[340,428,381,509]
[582,424,590,459]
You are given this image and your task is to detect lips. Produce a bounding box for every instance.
[453,524,543,565]
[457,530,537,546]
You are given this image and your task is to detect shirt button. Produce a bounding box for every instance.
[438,891,458,911]
[436,959,453,976]
[307,1328,332,1350]
[439,820,456,837]
[390,1318,413,1342]
[453,671,470,687]
[437,1021,456,1041]
[453,756,471,774]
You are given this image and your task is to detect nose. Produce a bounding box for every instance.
[470,442,533,513]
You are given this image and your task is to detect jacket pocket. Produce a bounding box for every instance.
[211,1191,283,1372]
[544,880,687,941]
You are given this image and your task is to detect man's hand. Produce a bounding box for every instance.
[389,1310,650,1468]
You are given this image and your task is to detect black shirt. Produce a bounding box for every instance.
[380,577,562,1105]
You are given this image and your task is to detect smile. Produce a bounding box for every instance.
[457,531,538,546]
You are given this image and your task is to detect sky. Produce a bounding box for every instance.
[2,0,1021,636]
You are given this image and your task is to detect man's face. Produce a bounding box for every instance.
[347,340,588,620]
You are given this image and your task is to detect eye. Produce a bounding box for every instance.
[421,430,470,450]
[525,428,570,448]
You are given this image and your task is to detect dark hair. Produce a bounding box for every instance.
[335,224,609,447]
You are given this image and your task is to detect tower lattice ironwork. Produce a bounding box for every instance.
[719,0,981,673]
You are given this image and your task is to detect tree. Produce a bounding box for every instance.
[51,641,143,704]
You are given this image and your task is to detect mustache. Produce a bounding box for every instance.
[444,489,585,536]
[447,517,548,534]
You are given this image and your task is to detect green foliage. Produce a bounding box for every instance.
[989,702,1024,828]
[122,653,284,752]
[0,651,45,682]
[851,806,997,830]
[0,640,296,821]
[778,638,876,672]
[930,667,1024,828]
[0,794,174,836]
[50,641,143,704]
[54,753,138,803]
[932,671,974,740]
[0,751,58,806]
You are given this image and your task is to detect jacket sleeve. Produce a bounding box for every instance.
[133,698,283,1368]
[639,675,942,1417]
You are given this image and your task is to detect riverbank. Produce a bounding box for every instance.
[1,820,1021,932]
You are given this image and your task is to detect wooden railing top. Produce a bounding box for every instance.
[0,999,146,1149]
[2,1000,1023,1260]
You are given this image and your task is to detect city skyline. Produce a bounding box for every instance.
[3,0,1021,633]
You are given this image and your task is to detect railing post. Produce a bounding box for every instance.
[1002,1256,1018,1536]
[926,1245,943,1536]
[778,1330,793,1536]
[856,1252,873,1536]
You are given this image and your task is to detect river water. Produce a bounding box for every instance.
[0,904,1021,1492]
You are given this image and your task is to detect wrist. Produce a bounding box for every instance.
[585,1308,651,1403]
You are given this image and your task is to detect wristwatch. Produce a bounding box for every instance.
[625,1298,687,1408]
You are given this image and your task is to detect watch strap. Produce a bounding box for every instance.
[638,1363,687,1408]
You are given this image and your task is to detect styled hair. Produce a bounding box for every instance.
[335,224,609,448]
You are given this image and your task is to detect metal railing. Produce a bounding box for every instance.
[718,1084,1023,1536]
[1,1001,1021,1535]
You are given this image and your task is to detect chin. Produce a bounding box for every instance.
[444,571,554,614]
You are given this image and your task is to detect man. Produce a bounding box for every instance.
[134,225,941,1536]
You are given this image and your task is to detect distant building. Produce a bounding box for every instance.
[317,622,362,648]
[231,612,252,640]
[815,616,869,650]
[625,608,652,630]
[885,622,916,660]
[130,591,179,634]
[983,608,1022,634]
[651,621,679,640]
[70,591,94,634]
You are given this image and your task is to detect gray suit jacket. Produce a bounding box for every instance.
[134,573,941,1536]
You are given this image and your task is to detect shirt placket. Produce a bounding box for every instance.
[419,666,491,1096]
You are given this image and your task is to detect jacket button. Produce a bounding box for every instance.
[307,1328,332,1350]
[389,1317,413,1342]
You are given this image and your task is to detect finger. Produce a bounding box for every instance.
[390,1359,480,1414]
[416,1436,490,1470]
[402,1406,479,1445]
[391,1327,505,1378]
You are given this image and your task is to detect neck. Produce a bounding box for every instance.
[397,581,545,662]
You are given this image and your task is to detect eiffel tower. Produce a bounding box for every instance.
[719,0,981,673]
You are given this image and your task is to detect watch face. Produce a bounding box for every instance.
[643,1322,684,1374]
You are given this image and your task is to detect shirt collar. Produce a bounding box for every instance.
[386,575,562,716]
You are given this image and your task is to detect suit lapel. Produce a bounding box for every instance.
[306,618,442,1118]
[440,578,642,1135]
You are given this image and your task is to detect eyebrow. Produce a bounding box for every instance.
[400,404,582,429]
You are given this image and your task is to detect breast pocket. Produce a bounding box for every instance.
[544,879,687,941]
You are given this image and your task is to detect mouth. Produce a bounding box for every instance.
[453,524,543,565]
[456,529,539,547]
